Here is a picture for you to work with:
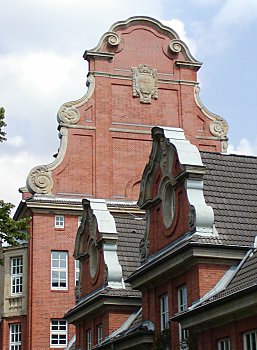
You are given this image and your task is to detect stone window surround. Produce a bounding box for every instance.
[11,256,23,296]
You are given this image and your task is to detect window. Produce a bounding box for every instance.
[244,330,257,350]
[55,215,64,228]
[160,294,169,331]
[97,324,103,344]
[75,259,80,286]
[178,285,187,312]
[86,329,91,350]
[10,323,21,350]
[51,251,68,290]
[50,320,67,347]
[11,257,23,295]
[178,285,189,347]
[78,216,82,227]
[218,338,231,350]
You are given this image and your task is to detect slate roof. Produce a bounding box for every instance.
[204,248,257,304]
[114,213,145,279]
[173,248,257,321]
[93,308,154,349]
[128,152,257,281]
[197,152,257,247]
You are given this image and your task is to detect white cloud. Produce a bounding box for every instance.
[197,0,257,55]
[0,51,86,158]
[214,0,257,27]
[0,0,164,54]
[0,151,51,208]
[190,0,222,4]
[0,52,84,98]
[227,138,257,156]
[161,19,198,57]
[7,136,24,147]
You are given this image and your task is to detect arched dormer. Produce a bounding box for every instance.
[74,199,125,299]
[138,126,218,260]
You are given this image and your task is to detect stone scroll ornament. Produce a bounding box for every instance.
[209,117,228,138]
[27,166,54,194]
[58,103,80,125]
[131,64,158,103]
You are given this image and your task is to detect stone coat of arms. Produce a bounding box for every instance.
[131,64,158,103]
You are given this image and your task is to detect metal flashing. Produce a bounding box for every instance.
[75,199,125,289]
[107,308,142,340]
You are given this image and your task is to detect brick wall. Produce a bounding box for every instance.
[27,212,77,349]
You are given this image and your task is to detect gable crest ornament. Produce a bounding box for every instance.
[131,64,158,103]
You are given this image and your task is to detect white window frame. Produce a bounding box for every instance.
[11,257,23,295]
[10,323,21,350]
[178,285,187,312]
[51,251,68,290]
[218,338,231,350]
[244,330,257,350]
[50,319,67,348]
[178,285,188,347]
[86,329,92,350]
[75,259,80,286]
[160,294,169,331]
[55,215,64,228]
[97,324,103,344]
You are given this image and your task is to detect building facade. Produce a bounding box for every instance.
[67,127,257,350]
[1,16,230,350]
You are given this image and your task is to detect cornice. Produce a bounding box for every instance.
[65,292,141,324]
[173,284,257,331]
[128,241,246,290]
[91,70,198,85]
[98,330,154,349]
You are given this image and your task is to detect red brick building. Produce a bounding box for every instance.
[67,126,257,350]
[0,16,235,350]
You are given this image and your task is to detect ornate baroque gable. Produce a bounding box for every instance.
[26,16,228,200]
[138,127,218,261]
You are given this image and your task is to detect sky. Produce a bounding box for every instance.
[1,0,257,209]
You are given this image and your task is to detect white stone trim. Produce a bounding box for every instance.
[26,75,95,195]
[74,199,124,289]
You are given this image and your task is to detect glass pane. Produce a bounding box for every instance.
[60,252,67,260]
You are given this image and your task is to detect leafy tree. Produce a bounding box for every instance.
[0,201,30,245]
[0,107,30,246]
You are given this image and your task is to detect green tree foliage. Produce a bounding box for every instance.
[0,107,30,245]
[0,201,30,245]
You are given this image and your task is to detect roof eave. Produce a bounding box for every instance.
[172,284,257,330]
